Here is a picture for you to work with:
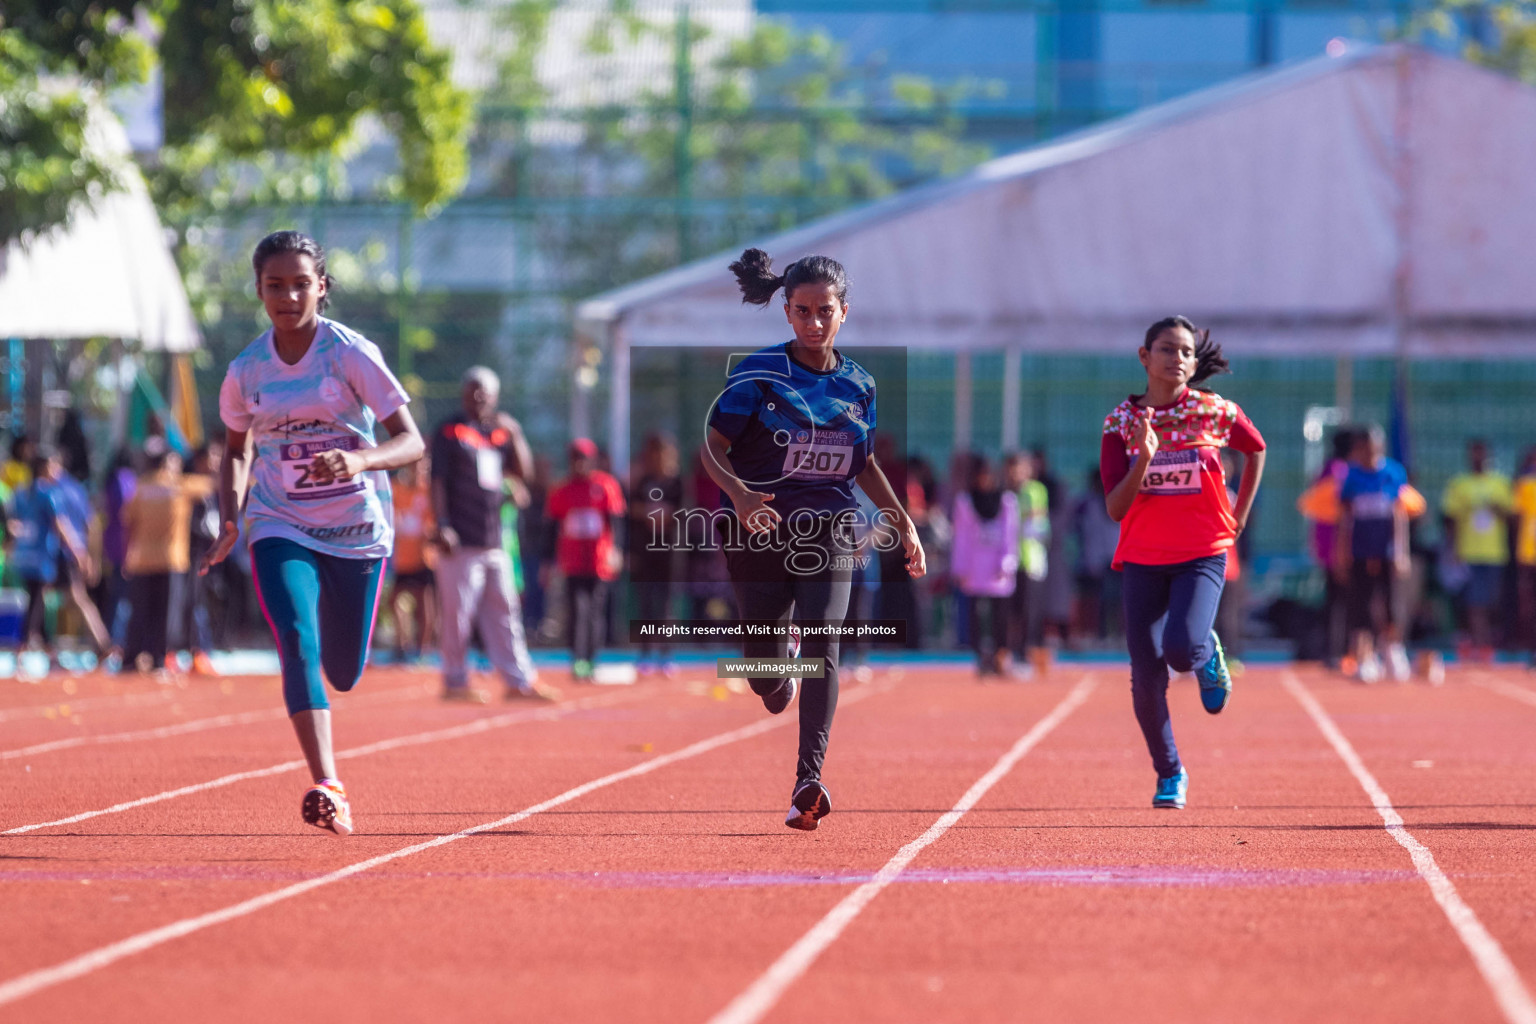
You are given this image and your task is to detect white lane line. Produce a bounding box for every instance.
[2,692,634,835]
[1470,674,1536,710]
[0,684,430,760]
[0,686,884,1008]
[1282,672,1536,1024]
[0,690,177,724]
[707,674,1097,1024]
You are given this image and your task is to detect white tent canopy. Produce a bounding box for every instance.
[577,44,1536,467]
[0,103,200,352]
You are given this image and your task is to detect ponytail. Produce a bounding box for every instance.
[728,248,786,306]
[1142,315,1229,389]
[729,248,850,307]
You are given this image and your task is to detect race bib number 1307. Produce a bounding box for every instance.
[783,429,857,479]
[281,437,365,501]
[1140,449,1202,496]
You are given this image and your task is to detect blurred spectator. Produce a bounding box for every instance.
[122,442,197,673]
[1297,428,1357,666]
[1513,446,1536,662]
[1441,438,1513,660]
[1335,427,1410,682]
[3,435,34,493]
[178,443,221,674]
[908,455,950,647]
[388,457,436,664]
[630,431,683,677]
[683,450,735,622]
[544,438,625,682]
[519,454,553,638]
[951,454,1019,677]
[872,434,918,647]
[51,451,110,652]
[430,366,547,702]
[1005,451,1049,674]
[1072,465,1121,641]
[100,448,138,657]
[1033,447,1074,651]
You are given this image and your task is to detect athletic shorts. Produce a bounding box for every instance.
[392,567,434,589]
[1463,563,1504,609]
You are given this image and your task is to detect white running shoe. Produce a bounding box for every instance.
[1357,653,1383,685]
[1387,644,1411,683]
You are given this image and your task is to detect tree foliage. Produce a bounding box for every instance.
[0,0,471,247]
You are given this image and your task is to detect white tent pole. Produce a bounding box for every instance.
[953,352,973,455]
[1001,346,1022,453]
[608,322,631,476]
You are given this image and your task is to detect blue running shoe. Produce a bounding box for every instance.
[1153,768,1188,809]
[1196,632,1232,714]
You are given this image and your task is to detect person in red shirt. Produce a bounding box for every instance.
[544,438,626,681]
[1101,316,1266,810]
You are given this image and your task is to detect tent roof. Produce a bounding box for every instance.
[577,44,1536,358]
[0,102,200,352]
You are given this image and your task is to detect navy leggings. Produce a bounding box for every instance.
[1121,554,1226,779]
[252,538,386,714]
[724,515,854,784]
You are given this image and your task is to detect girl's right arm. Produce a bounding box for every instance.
[704,427,779,533]
[199,428,252,575]
[1104,408,1156,522]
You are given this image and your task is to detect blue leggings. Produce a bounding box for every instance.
[1121,554,1227,779]
[252,538,386,714]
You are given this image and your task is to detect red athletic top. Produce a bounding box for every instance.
[1100,389,1265,568]
[547,471,626,580]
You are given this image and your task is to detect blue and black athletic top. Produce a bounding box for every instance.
[707,342,877,517]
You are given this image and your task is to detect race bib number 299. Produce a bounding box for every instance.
[783,429,857,479]
[281,437,365,501]
[1140,449,1202,496]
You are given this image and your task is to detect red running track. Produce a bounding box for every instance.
[1,662,1535,1023]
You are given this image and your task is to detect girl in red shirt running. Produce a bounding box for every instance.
[1101,317,1266,810]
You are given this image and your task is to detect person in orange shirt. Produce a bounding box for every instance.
[389,457,435,663]
[1100,316,1266,810]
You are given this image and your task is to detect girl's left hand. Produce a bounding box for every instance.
[310,448,367,486]
[903,527,927,579]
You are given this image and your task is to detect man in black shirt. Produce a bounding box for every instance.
[430,366,553,701]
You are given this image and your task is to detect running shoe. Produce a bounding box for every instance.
[761,676,799,715]
[1153,768,1189,809]
[1195,633,1232,714]
[572,658,595,682]
[787,623,802,661]
[506,681,560,702]
[1357,652,1383,685]
[785,779,832,831]
[442,686,490,704]
[302,779,353,836]
[1387,644,1411,683]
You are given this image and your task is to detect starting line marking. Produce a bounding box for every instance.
[1282,672,1536,1024]
[1,691,636,835]
[706,673,1098,1024]
[0,685,884,1008]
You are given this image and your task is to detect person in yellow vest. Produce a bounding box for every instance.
[1512,447,1536,667]
[1003,451,1050,678]
[1441,439,1513,661]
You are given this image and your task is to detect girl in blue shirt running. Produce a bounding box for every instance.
[704,248,926,831]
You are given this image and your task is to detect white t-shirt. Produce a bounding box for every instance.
[218,318,408,560]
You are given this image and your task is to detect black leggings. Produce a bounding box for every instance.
[565,575,607,664]
[725,515,854,784]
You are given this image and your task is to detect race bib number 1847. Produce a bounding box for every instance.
[1140,449,1202,496]
[281,437,365,501]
